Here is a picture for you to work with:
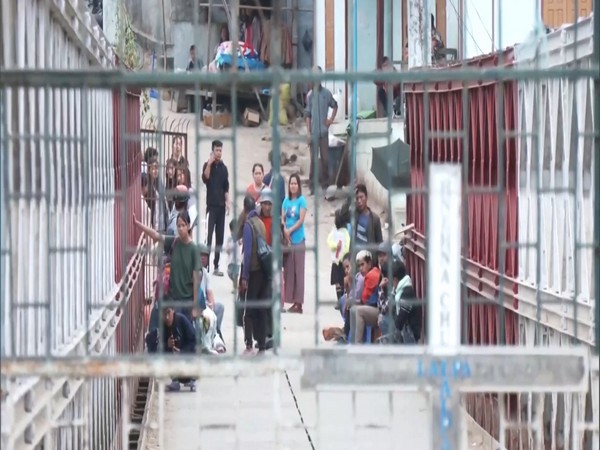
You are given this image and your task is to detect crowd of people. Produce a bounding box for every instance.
[135,81,421,390]
[322,185,422,345]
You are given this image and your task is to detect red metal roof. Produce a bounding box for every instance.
[404,48,516,93]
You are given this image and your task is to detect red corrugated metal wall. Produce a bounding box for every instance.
[112,87,145,449]
[404,50,521,444]
[113,89,143,285]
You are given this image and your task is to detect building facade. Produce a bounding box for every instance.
[313,0,594,114]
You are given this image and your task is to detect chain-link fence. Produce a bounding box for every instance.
[1,0,598,449]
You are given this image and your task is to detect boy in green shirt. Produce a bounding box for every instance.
[135,210,202,327]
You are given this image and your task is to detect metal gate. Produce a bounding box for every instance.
[140,117,190,169]
[139,118,191,318]
[1,1,599,450]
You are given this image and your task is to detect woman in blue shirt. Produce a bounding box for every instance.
[282,173,307,313]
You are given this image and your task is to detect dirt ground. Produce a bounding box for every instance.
[140,100,497,450]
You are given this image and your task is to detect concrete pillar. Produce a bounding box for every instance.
[103,0,118,46]
[407,0,431,68]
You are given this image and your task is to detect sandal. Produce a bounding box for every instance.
[287,303,303,314]
[322,327,345,341]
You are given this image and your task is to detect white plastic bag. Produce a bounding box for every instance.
[198,308,217,353]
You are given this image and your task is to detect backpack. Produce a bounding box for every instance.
[249,218,273,280]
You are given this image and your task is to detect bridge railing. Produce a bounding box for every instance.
[403,13,597,448]
[514,13,596,344]
[0,1,147,448]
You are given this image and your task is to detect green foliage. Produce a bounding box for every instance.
[115,0,140,70]
[115,0,155,129]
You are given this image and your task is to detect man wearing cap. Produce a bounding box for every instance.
[240,195,270,354]
[258,188,274,245]
[198,243,226,346]
[376,242,399,270]
[258,188,275,349]
[167,185,198,236]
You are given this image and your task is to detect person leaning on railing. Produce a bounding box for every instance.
[133,210,203,328]
[144,156,170,232]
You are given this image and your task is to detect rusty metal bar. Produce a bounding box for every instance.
[0,347,589,390]
[593,0,600,356]
[196,2,312,11]
[407,230,596,345]
[0,356,303,378]
[1,67,599,89]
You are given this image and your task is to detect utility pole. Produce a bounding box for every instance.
[407,0,431,68]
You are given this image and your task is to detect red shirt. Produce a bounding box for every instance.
[260,215,273,246]
[361,267,381,304]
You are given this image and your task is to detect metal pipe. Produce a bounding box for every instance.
[0,346,589,380]
[351,0,357,180]
[290,0,298,100]
[196,3,312,12]
[161,0,167,70]
[206,0,213,74]
[593,0,599,355]
[3,67,600,88]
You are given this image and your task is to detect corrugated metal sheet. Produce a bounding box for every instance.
[113,88,143,283]
[111,85,145,449]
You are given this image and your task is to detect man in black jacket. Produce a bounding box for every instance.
[377,261,422,345]
[202,140,231,276]
[338,184,383,252]
[145,307,197,391]
[354,184,383,249]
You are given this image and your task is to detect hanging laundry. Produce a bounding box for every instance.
[281,26,293,65]
[251,16,262,56]
[213,41,265,71]
[244,20,253,48]
[260,20,293,66]
[239,19,246,43]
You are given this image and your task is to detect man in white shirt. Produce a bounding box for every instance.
[198,243,225,341]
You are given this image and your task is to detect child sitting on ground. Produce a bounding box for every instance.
[225,219,241,293]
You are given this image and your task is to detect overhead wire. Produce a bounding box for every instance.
[470,1,494,43]
[446,0,486,56]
